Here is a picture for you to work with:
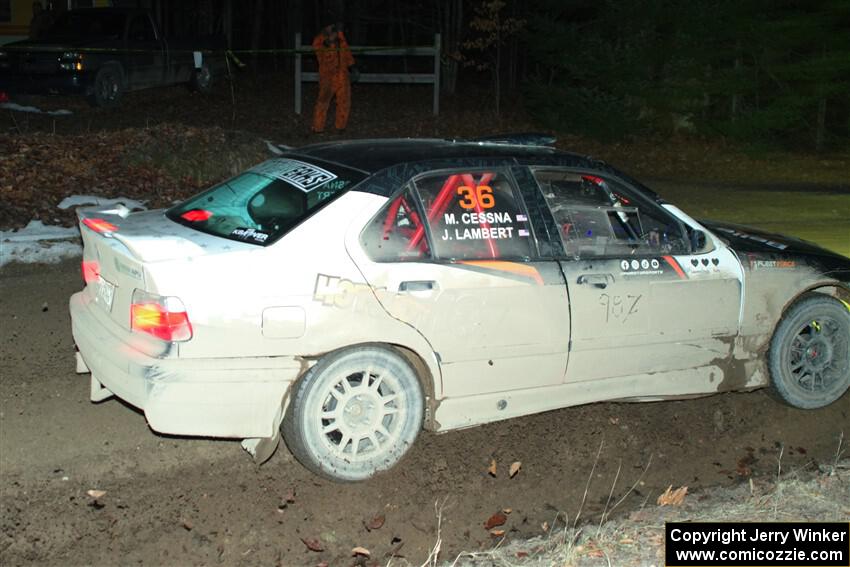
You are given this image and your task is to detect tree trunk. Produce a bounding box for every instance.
[223,0,232,50]
[251,0,265,71]
[815,98,827,152]
[440,0,462,95]
[731,41,741,121]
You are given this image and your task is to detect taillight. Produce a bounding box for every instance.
[130,289,193,342]
[83,218,118,234]
[81,260,100,284]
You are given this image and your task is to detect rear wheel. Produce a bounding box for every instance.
[768,294,850,409]
[87,64,124,107]
[189,62,213,94]
[282,346,424,481]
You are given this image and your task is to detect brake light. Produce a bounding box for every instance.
[180,209,213,222]
[83,218,118,233]
[81,260,100,284]
[131,290,192,342]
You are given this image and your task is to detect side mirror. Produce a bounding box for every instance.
[690,229,707,253]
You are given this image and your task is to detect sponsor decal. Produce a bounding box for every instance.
[749,259,797,270]
[621,257,664,276]
[687,256,722,271]
[313,273,373,309]
[113,257,142,280]
[230,227,270,243]
[250,159,337,192]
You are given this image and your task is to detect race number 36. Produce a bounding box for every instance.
[457,185,495,209]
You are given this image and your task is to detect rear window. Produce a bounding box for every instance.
[167,158,366,246]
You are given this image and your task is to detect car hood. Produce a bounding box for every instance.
[703,220,850,279]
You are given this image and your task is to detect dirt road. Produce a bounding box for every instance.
[1,258,847,566]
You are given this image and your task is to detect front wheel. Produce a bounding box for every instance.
[86,64,124,107]
[768,293,850,409]
[282,346,424,481]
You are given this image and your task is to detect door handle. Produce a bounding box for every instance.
[398,280,438,293]
[577,274,612,289]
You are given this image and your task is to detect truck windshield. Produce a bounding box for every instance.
[167,158,366,246]
[43,11,126,40]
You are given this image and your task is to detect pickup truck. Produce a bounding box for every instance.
[0,7,224,107]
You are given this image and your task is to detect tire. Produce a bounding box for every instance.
[189,63,213,94]
[768,293,850,409]
[282,346,424,482]
[86,64,124,108]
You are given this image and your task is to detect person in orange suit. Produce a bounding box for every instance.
[311,23,355,133]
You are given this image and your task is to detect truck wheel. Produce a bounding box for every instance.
[190,63,213,94]
[768,293,850,409]
[87,64,124,107]
[282,346,424,482]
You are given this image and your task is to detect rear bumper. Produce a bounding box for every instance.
[70,291,302,438]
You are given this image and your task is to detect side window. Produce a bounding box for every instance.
[414,170,534,260]
[534,170,689,258]
[361,188,432,262]
[129,15,156,41]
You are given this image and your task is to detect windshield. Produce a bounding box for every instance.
[167,158,366,246]
[43,11,126,40]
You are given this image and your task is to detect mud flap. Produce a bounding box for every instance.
[90,375,114,402]
[240,388,290,465]
[75,351,90,374]
[241,434,280,465]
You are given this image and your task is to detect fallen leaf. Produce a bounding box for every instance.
[657,485,688,506]
[484,511,507,530]
[300,538,324,552]
[509,461,521,478]
[489,528,505,537]
[86,489,106,499]
[487,458,497,477]
[365,514,385,531]
[351,546,371,557]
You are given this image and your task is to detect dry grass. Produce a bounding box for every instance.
[421,434,849,567]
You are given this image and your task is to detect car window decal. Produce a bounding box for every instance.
[230,227,271,243]
[249,159,337,192]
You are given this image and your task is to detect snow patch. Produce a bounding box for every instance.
[1,102,73,116]
[2,220,78,242]
[58,195,147,211]
[1,221,81,268]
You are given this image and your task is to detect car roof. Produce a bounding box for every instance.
[291,138,598,174]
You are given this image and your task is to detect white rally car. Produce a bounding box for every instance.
[70,136,850,481]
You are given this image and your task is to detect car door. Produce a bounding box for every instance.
[353,168,571,398]
[530,168,744,383]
